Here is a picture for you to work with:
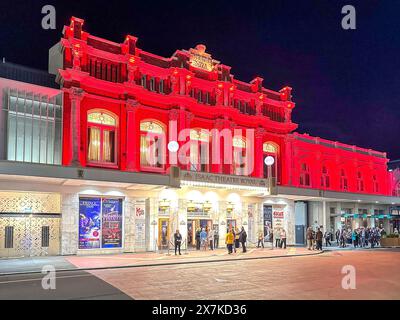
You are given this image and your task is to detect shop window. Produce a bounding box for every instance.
[4,226,14,249]
[41,226,50,248]
[189,129,210,172]
[233,137,247,176]
[321,166,330,188]
[340,169,348,191]
[357,171,364,192]
[299,163,311,187]
[140,121,165,171]
[263,142,278,181]
[87,111,117,165]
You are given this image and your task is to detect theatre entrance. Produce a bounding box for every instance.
[187,219,213,248]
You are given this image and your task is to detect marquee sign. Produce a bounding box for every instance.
[189,44,216,72]
[180,170,269,189]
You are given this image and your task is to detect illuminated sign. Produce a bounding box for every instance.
[189,44,215,72]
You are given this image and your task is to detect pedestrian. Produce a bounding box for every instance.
[306,227,313,250]
[239,226,247,253]
[234,227,240,253]
[316,228,323,250]
[352,229,357,248]
[335,229,340,245]
[257,231,264,248]
[200,228,207,251]
[214,228,219,249]
[174,229,182,255]
[280,228,287,249]
[208,227,214,250]
[226,228,234,254]
[275,228,281,248]
[360,227,366,247]
[324,231,331,247]
[195,227,201,250]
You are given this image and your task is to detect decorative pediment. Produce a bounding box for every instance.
[188,44,219,72]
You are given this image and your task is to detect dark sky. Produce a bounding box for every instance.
[1,0,399,159]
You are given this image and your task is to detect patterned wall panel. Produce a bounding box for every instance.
[0,191,61,213]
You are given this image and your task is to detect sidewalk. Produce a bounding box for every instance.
[0,246,322,276]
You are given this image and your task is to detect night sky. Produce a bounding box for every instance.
[0,0,399,159]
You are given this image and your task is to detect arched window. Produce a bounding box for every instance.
[87,111,117,165]
[373,175,379,193]
[263,142,278,181]
[321,166,330,188]
[340,169,348,191]
[233,136,247,176]
[357,171,364,192]
[299,163,310,187]
[189,129,210,172]
[140,120,165,171]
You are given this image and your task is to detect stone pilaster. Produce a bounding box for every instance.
[61,193,79,255]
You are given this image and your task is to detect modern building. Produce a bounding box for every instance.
[0,16,399,258]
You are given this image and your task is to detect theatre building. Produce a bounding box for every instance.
[0,16,399,257]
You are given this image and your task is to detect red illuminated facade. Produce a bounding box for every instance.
[53,17,395,197]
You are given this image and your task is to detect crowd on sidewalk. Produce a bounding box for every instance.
[334,226,386,249]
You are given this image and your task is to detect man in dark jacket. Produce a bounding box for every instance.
[174,229,182,255]
[239,226,247,253]
[316,228,323,250]
[195,228,201,250]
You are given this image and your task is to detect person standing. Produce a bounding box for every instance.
[174,229,182,255]
[239,226,247,253]
[214,228,219,249]
[316,228,323,250]
[195,228,201,250]
[324,231,332,247]
[226,229,234,254]
[208,228,214,250]
[360,227,366,248]
[200,228,207,251]
[280,228,287,249]
[275,228,281,248]
[335,229,340,245]
[234,227,240,253]
[257,231,264,248]
[306,227,313,250]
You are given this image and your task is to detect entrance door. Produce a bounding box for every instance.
[158,218,170,250]
[187,220,195,247]
[227,219,236,231]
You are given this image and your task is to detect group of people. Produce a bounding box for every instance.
[306,227,324,251]
[335,227,385,248]
[225,226,248,254]
[255,228,287,249]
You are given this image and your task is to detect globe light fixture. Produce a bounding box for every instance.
[168,141,179,152]
[264,156,275,166]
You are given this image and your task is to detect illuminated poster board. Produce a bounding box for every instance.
[102,198,123,248]
[263,205,273,242]
[79,198,101,249]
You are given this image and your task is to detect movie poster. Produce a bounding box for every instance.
[263,205,273,242]
[79,198,101,249]
[102,198,123,248]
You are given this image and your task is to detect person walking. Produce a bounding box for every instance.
[208,228,214,250]
[239,226,247,253]
[324,231,332,247]
[274,228,281,248]
[316,228,323,250]
[360,227,366,248]
[280,228,287,249]
[335,229,340,245]
[195,228,201,250]
[257,231,264,248]
[306,227,313,250]
[200,228,208,251]
[174,229,182,255]
[226,229,234,254]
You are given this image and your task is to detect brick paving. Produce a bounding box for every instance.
[87,249,400,300]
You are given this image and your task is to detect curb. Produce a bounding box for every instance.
[0,250,324,277]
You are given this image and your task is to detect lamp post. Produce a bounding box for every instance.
[264,156,275,193]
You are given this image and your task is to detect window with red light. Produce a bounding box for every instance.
[233,137,247,176]
[140,121,166,172]
[263,142,278,182]
[357,171,364,192]
[189,129,210,173]
[299,163,311,187]
[340,169,348,191]
[321,166,330,188]
[87,111,117,166]
[373,175,379,193]
[394,182,400,197]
